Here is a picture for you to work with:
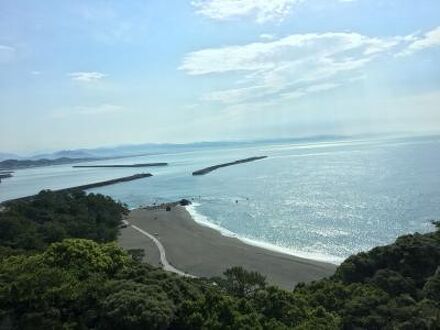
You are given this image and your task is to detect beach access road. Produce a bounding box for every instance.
[121,219,196,278]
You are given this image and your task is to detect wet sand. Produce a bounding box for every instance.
[118,206,336,289]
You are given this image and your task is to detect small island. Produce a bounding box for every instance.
[73,163,168,168]
[192,156,268,175]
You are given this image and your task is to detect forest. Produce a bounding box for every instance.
[0,190,439,329]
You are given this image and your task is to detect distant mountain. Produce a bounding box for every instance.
[36,143,233,160]
[80,142,243,158]
[0,153,20,161]
[30,150,95,160]
[5,134,355,164]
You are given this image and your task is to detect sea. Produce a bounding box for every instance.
[1,135,440,264]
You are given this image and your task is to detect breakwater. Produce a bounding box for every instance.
[1,173,152,204]
[63,173,152,190]
[73,163,168,168]
[192,156,268,176]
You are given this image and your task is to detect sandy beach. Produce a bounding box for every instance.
[118,205,336,290]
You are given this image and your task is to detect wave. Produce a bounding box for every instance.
[185,202,344,265]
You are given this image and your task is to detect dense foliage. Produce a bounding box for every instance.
[0,190,127,252]
[0,191,439,329]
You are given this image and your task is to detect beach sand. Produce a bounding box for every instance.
[118,206,336,290]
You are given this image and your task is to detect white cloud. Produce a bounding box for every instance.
[398,26,440,56]
[74,104,123,115]
[191,0,356,23]
[68,71,108,82]
[192,0,303,23]
[202,85,270,103]
[180,32,397,76]
[0,45,16,64]
[180,31,406,104]
[260,33,276,40]
[281,82,340,99]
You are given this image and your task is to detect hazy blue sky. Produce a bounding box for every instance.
[0,0,439,153]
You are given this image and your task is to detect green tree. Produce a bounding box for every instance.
[222,267,267,297]
[295,307,340,330]
[0,190,128,252]
[423,267,440,302]
[127,248,145,263]
[100,281,174,330]
[44,239,131,278]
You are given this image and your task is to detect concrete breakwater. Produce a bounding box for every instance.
[1,173,152,204]
[73,163,168,168]
[64,173,153,190]
[192,156,268,176]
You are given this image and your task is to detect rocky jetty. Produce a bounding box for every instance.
[192,156,268,176]
[1,173,152,203]
[64,173,152,190]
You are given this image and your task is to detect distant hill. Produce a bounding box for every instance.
[3,135,354,164]
[28,136,350,159]
[0,153,20,162]
[30,150,95,160]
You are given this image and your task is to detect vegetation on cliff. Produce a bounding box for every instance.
[0,191,439,329]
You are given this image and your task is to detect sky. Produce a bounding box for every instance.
[0,0,439,153]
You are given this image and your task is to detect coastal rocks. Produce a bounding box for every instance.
[179,199,192,206]
[143,200,191,211]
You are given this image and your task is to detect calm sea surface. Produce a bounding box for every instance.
[2,136,440,263]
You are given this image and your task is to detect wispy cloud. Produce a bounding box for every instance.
[68,71,108,83]
[259,33,276,40]
[180,32,399,76]
[0,45,16,64]
[52,104,124,118]
[398,26,440,56]
[192,0,303,23]
[191,0,355,23]
[74,104,123,115]
[281,82,340,100]
[180,31,407,104]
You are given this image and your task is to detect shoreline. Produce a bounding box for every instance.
[186,202,343,265]
[119,204,336,289]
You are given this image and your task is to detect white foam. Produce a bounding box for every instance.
[185,202,343,265]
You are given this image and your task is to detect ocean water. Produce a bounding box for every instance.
[1,135,440,263]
